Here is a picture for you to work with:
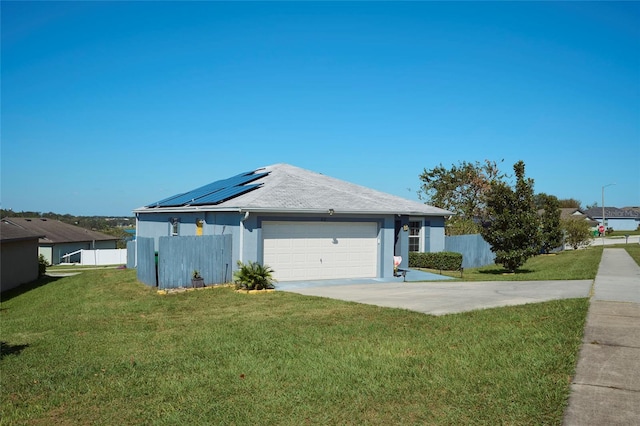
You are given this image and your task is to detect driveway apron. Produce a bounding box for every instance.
[281,279,592,316]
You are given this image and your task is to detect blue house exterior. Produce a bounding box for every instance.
[135,164,452,283]
[584,207,640,232]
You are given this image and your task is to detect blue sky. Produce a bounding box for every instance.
[2,1,639,216]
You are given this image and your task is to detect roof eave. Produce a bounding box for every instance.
[241,208,454,216]
[135,206,453,216]
[0,235,45,243]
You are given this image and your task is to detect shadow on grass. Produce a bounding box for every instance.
[478,268,534,275]
[0,341,29,359]
[0,275,62,303]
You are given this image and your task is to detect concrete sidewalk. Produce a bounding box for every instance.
[563,248,640,426]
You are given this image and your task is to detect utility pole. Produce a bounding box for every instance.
[601,183,616,246]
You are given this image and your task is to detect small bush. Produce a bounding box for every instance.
[233,261,276,290]
[38,254,49,277]
[562,218,593,249]
[408,252,463,271]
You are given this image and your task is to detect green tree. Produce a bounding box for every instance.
[562,218,593,249]
[558,198,582,209]
[418,160,504,235]
[585,202,598,210]
[538,193,563,254]
[481,161,540,272]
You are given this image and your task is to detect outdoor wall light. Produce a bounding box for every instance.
[196,219,204,226]
[403,224,409,231]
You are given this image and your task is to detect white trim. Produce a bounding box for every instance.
[408,219,422,252]
[134,206,452,216]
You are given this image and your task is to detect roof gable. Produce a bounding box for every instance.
[137,163,453,216]
[559,208,589,219]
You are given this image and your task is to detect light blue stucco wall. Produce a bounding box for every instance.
[426,216,446,252]
[598,217,640,232]
[136,212,240,249]
[136,211,446,279]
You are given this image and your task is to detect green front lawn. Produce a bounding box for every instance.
[1,269,588,425]
[621,244,640,266]
[433,246,603,281]
[607,230,640,237]
[434,244,640,280]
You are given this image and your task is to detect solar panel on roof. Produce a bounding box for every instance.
[153,171,257,207]
[156,182,226,207]
[146,192,189,208]
[214,171,268,189]
[190,183,261,206]
[145,170,269,208]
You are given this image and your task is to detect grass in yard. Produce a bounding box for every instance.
[1,269,588,425]
[607,230,640,237]
[433,246,603,281]
[622,243,640,266]
[46,264,123,271]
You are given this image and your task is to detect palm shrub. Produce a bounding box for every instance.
[233,260,276,290]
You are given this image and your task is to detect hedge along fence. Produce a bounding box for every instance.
[408,251,463,272]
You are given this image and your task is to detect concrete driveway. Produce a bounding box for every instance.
[281,279,593,316]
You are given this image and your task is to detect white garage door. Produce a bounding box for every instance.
[262,221,378,281]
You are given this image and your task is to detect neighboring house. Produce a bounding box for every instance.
[559,208,599,228]
[1,218,119,265]
[1,222,43,292]
[583,207,640,232]
[134,163,453,282]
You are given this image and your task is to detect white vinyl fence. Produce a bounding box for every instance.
[62,249,127,266]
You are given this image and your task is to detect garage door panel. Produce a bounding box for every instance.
[263,221,378,281]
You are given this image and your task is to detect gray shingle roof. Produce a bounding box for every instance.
[136,163,453,216]
[0,221,43,242]
[1,218,119,244]
[557,208,598,226]
[584,207,640,219]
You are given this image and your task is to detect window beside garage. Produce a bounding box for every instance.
[409,220,422,252]
[169,218,180,236]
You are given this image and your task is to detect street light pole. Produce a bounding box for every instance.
[601,183,616,245]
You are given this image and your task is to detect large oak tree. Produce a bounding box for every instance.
[418,160,504,235]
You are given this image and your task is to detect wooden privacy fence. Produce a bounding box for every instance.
[136,237,157,287]
[136,235,232,289]
[126,240,136,269]
[444,234,495,269]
